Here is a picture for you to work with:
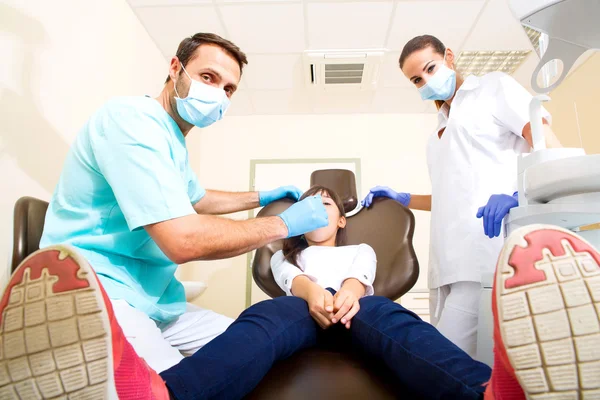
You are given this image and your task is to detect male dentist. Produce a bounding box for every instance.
[40,32,327,373]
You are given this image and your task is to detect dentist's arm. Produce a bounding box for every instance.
[407,195,432,211]
[362,186,431,212]
[194,186,303,215]
[146,214,288,263]
[147,195,328,264]
[193,190,260,215]
[521,120,563,149]
[494,75,562,149]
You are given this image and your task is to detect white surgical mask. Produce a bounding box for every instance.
[174,64,230,128]
[418,52,457,102]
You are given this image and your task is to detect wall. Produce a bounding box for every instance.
[0,0,166,287]
[181,113,436,318]
[545,53,600,153]
[5,0,595,318]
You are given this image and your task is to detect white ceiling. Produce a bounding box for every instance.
[126,0,588,116]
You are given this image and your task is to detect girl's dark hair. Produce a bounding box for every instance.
[282,185,347,268]
[399,35,447,110]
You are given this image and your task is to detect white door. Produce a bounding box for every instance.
[248,160,359,306]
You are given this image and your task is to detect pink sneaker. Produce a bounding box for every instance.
[486,225,600,399]
[0,245,171,399]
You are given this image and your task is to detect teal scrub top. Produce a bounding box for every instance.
[40,96,205,323]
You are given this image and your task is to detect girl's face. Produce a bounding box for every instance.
[304,191,346,245]
[401,46,453,89]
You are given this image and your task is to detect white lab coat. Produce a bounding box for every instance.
[426,72,550,289]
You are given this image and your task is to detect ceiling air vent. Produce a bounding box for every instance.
[304,49,386,91]
[324,64,364,85]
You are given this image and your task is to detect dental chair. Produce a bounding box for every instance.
[10,197,206,301]
[246,169,421,400]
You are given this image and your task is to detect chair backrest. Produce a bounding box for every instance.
[310,169,358,213]
[12,197,49,272]
[252,169,419,301]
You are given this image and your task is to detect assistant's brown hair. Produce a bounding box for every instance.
[399,34,447,110]
[165,32,248,83]
[282,186,347,268]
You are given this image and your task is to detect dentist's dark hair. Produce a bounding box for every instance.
[399,35,447,110]
[282,186,347,269]
[399,35,446,69]
[165,33,248,83]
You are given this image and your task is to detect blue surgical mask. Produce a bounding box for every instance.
[418,54,456,102]
[174,64,230,128]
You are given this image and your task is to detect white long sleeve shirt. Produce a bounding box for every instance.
[270,244,377,297]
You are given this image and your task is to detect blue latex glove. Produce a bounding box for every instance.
[278,195,328,238]
[259,185,303,207]
[476,192,519,238]
[361,186,411,208]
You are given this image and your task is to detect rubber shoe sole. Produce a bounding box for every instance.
[495,225,600,399]
[0,245,117,399]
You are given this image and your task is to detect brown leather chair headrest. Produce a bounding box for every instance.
[310,169,358,213]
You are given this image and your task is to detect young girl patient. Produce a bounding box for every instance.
[271,185,376,331]
[265,186,491,399]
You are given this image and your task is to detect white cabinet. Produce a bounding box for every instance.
[398,291,430,323]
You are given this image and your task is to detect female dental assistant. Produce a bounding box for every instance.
[362,35,562,356]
